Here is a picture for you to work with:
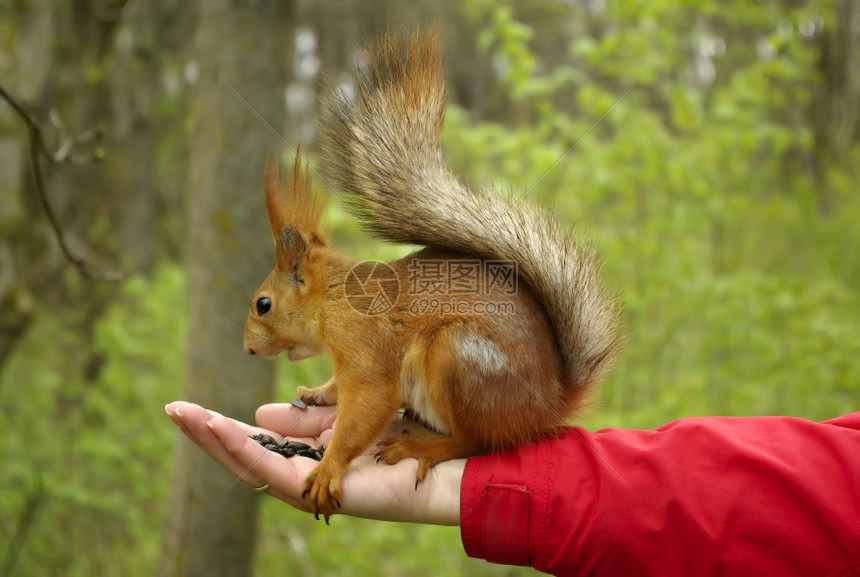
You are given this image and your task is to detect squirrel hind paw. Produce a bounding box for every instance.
[375,430,474,488]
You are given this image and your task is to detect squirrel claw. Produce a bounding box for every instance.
[290,398,309,410]
[301,464,341,525]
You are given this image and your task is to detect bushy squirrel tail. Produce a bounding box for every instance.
[320,27,621,387]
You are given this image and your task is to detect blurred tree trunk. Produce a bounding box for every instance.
[811,0,859,216]
[111,0,197,273]
[158,2,294,576]
[111,2,161,274]
[0,0,53,377]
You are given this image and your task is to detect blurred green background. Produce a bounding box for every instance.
[1,0,857,575]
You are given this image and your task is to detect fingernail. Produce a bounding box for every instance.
[174,407,185,417]
[206,420,215,430]
[165,404,174,416]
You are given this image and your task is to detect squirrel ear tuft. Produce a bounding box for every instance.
[263,150,328,245]
[265,156,288,239]
[277,225,308,282]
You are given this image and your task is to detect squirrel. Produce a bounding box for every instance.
[243,27,621,523]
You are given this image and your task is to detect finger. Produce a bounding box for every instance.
[165,403,269,489]
[318,429,334,447]
[208,415,320,510]
[167,402,321,501]
[168,400,284,440]
[166,401,222,431]
[255,403,337,438]
[166,401,223,443]
[166,401,255,440]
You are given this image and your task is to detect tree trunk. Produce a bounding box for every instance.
[0,0,53,378]
[811,0,859,216]
[111,2,160,274]
[159,2,294,576]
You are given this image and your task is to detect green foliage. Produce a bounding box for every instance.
[1,264,186,576]
[256,508,514,577]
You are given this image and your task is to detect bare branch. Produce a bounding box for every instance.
[0,83,125,282]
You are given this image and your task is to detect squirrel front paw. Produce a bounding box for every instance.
[301,460,343,524]
[295,384,337,407]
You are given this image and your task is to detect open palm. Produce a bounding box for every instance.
[165,401,462,525]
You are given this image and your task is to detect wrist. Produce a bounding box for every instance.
[421,458,465,526]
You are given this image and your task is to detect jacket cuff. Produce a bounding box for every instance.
[460,452,535,567]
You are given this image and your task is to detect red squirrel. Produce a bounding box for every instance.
[243,28,621,523]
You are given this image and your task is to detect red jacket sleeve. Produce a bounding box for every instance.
[460,412,860,576]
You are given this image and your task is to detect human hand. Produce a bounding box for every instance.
[165,401,464,525]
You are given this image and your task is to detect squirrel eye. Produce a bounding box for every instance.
[256,296,272,316]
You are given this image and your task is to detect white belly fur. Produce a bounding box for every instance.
[400,343,451,435]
